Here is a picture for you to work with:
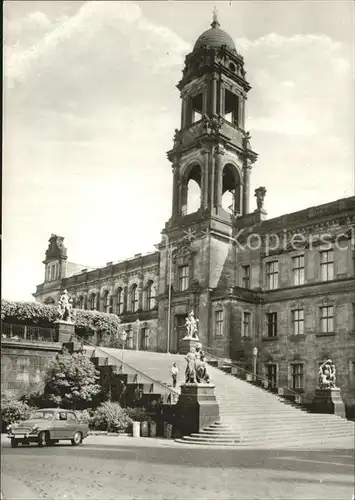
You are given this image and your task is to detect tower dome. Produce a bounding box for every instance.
[193,10,236,53]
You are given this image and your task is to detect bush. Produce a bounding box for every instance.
[1,392,33,431]
[75,409,92,424]
[90,402,132,433]
[45,349,101,409]
[1,299,122,338]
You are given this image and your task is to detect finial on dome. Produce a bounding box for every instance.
[211,6,220,28]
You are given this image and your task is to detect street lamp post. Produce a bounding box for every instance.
[120,331,128,364]
[252,346,258,381]
[135,319,140,351]
[167,244,173,354]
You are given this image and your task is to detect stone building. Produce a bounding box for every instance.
[33,14,355,409]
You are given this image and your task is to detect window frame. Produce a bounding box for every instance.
[266,260,279,290]
[320,305,334,334]
[215,309,224,337]
[178,265,189,292]
[320,250,334,281]
[241,265,251,289]
[242,311,251,338]
[266,312,277,338]
[131,284,139,312]
[292,309,304,335]
[290,363,304,390]
[292,255,305,286]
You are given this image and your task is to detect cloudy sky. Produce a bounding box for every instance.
[3,0,354,301]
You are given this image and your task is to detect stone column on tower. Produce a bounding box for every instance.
[243,164,252,215]
[214,145,224,208]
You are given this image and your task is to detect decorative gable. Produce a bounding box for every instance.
[44,234,67,262]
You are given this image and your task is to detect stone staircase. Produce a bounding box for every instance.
[83,346,354,447]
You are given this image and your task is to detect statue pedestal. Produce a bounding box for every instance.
[54,320,75,345]
[175,383,219,436]
[313,388,346,418]
[179,336,200,355]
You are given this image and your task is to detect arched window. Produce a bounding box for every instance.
[222,164,241,216]
[117,288,124,315]
[181,164,202,215]
[103,291,110,313]
[131,284,138,312]
[147,281,156,310]
[90,293,96,311]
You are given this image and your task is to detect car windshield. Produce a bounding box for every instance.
[29,411,55,420]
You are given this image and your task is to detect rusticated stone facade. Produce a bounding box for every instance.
[33,16,355,410]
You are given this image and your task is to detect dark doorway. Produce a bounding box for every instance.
[173,314,186,353]
[266,364,277,390]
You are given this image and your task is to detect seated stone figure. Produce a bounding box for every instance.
[185,347,197,383]
[318,359,337,389]
[194,344,211,384]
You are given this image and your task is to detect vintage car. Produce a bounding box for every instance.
[7,408,89,448]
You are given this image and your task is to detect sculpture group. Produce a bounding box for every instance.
[183,310,210,384]
[57,289,74,323]
[185,343,210,384]
[184,310,199,339]
[318,359,337,389]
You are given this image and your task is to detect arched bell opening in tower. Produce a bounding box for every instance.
[180,163,202,215]
[221,164,241,216]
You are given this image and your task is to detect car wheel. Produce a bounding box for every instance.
[38,431,48,447]
[71,431,82,446]
[11,438,19,448]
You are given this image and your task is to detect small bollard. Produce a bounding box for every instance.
[132,421,140,438]
[163,422,168,438]
[166,424,173,440]
[141,420,149,437]
[150,421,157,438]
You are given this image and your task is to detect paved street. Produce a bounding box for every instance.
[1,435,354,500]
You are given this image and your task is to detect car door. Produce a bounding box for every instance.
[65,412,78,438]
[53,411,69,438]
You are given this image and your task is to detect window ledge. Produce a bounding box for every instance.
[316,332,335,337]
[241,336,252,340]
[262,336,279,341]
[289,335,305,341]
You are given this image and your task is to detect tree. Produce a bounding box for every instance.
[44,349,101,409]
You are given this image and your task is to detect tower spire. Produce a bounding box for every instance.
[211,6,220,28]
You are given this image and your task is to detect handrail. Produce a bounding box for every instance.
[203,347,302,399]
[73,333,179,401]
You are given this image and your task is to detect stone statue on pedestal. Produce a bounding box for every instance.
[57,289,73,323]
[184,343,211,384]
[254,187,267,211]
[184,310,199,339]
[318,359,337,389]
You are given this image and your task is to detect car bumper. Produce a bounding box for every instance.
[7,433,39,443]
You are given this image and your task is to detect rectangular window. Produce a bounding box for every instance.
[292,255,305,286]
[224,89,239,125]
[292,309,304,335]
[242,265,251,289]
[179,265,189,291]
[242,312,251,337]
[191,93,203,123]
[266,312,277,337]
[320,306,334,333]
[140,328,149,350]
[215,310,223,337]
[291,363,304,390]
[266,261,279,290]
[320,250,334,281]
